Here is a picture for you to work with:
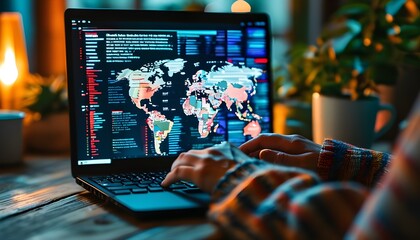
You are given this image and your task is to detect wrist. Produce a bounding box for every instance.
[316,139,336,181]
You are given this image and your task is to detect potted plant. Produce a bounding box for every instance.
[273,44,317,140]
[276,0,420,147]
[22,74,69,153]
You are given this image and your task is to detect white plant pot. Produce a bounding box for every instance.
[312,93,396,148]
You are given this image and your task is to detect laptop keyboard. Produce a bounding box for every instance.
[90,171,199,195]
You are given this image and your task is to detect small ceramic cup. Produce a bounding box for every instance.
[0,110,25,165]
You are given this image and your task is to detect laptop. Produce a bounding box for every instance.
[64,8,273,218]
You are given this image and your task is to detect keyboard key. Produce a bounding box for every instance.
[168,184,186,190]
[107,186,134,191]
[140,180,153,185]
[148,186,164,192]
[99,182,123,187]
[132,188,148,194]
[122,181,135,185]
[112,190,131,195]
[111,179,123,183]
[182,181,197,188]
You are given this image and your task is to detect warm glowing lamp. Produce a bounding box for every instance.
[0,13,29,110]
[231,0,251,13]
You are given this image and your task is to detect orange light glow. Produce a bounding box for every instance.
[385,14,393,23]
[406,0,419,16]
[231,0,251,13]
[363,38,372,46]
[0,12,28,110]
[0,48,19,86]
[393,25,401,35]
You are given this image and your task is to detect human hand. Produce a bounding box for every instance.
[161,142,239,193]
[239,133,321,172]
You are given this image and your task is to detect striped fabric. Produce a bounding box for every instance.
[209,96,420,239]
[318,139,392,188]
[209,160,368,239]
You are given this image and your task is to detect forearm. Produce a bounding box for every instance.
[209,160,368,239]
[317,139,392,188]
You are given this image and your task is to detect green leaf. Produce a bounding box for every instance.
[321,23,350,39]
[385,0,406,15]
[319,82,343,97]
[399,25,420,38]
[333,3,371,17]
[27,86,57,113]
[397,39,420,52]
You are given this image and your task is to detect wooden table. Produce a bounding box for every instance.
[0,156,220,240]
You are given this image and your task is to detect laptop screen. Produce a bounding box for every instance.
[65,9,272,169]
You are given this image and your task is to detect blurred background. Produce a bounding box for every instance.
[0,0,418,154]
[0,0,342,76]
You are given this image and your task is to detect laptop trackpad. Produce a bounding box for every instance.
[116,192,204,211]
[176,189,211,205]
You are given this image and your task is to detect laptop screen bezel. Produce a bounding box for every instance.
[65,8,273,177]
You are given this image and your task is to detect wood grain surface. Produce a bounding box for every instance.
[0,157,219,240]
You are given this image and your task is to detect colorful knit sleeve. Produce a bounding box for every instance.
[317,139,392,188]
[209,160,369,239]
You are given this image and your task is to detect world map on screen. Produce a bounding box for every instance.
[116,58,263,155]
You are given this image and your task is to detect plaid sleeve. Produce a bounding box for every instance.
[347,96,420,239]
[317,139,392,188]
[209,160,368,239]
